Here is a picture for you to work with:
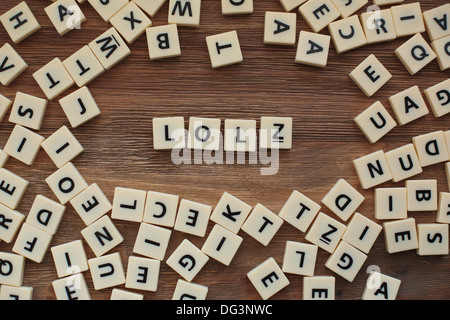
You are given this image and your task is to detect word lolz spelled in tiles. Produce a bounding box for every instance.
[152,116,293,150]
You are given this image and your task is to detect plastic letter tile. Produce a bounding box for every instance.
[247,257,289,300]
[241,203,283,246]
[70,183,112,226]
[354,101,397,144]
[26,194,65,236]
[12,223,52,263]
[349,54,392,97]
[431,35,450,71]
[9,92,47,131]
[206,30,243,69]
[328,15,367,54]
[133,222,172,261]
[303,276,335,300]
[0,168,29,210]
[3,124,44,166]
[391,2,425,38]
[295,31,331,68]
[0,94,12,123]
[279,0,307,12]
[0,252,25,287]
[0,150,7,168]
[260,116,293,149]
[423,4,450,42]
[447,162,450,191]
[282,241,318,277]
[0,2,41,44]
[299,0,340,33]
[360,8,397,44]
[81,215,124,257]
[201,224,243,266]
[143,190,179,227]
[417,223,449,256]
[174,199,212,237]
[374,187,407,220]
[383,218,418,253]
[189,117,222,151]
[342,212,382,253]
[424,79,450,118]
[437,192,450,224]
[59,86,101,128]
[51,240,89,278]
[89,27,131,70]
[45,162,88,204]
[45,0,86,36]
[146,24,182,60]
[406,179,438,212]
[52,273,90,300]
[166,239,209,282]
[394,33,436,75]
[385,144,422,182]
[110,2,152,44]
[0,203,24,243]
[331,0,367,19]
[210,192,252,234]
[0,43,28,86]
[321,178,365,222]
[110,288,143,300]
[325,240,367,282]
[372,0,403,5]
[33,58,75,100]
[172,279,208,300]
[111,187,146,222]
[278,190,321,233]
[353,150,392,189]
[152,116,185,150]
[41,126,84,168]
[412,130,449,167]
[125,256,160,292]
[0,285,33,300]
[222,0,253,15]
[88,252,125,290]
[223,119,256,152]
[362,272,401,300]
[133,0,167,17]
[264,12,296,46]
[88,0,129,22]
[62,45,105,87]
[168,0,201,27]
[446,131,450,159]
[305,212,346,253]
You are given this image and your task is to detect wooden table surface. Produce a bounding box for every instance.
[0,0,449,301]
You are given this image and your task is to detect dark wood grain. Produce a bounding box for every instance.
[0,0,449,300]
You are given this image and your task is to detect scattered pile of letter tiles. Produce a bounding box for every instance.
[0,0,448,301]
